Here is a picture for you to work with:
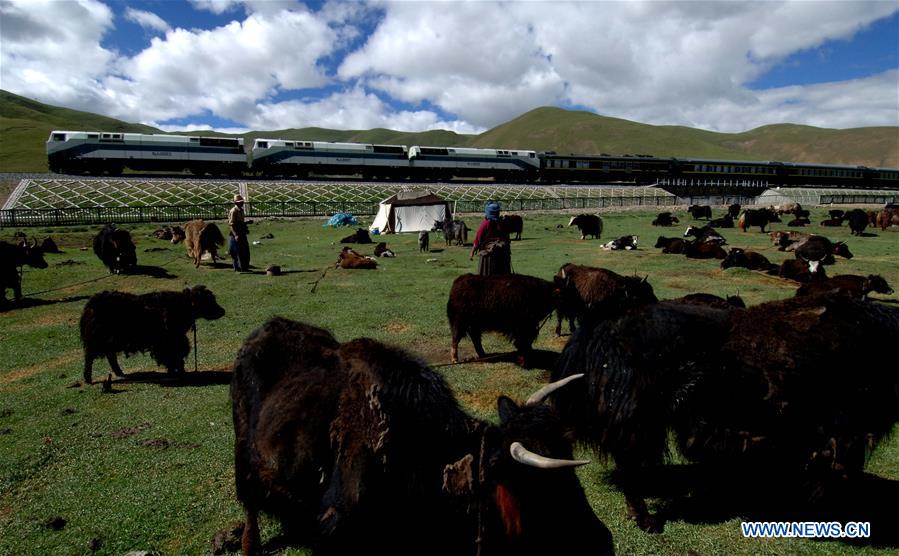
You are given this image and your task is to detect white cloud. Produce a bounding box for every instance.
[124,8,170,33]
[188,0,244,15]
[251,87,483,134]
[153,123,252,135]
[0,0,116,111]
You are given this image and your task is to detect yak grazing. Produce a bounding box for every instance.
[231,317,614,555]
[172,219,226,267]
[93,223,137,274]
[568,214,603,240]
[447,273,557,367]
[79,285,225,383]
[551,295,899,533]
[553,264,657,336]
[0,239,48,304]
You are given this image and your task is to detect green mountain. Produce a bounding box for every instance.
[1,90,896,173]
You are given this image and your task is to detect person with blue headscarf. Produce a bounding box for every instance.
[470,201,511,275]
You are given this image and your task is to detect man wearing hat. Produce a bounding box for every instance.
[470,201,511,275]
[228,194,250,272]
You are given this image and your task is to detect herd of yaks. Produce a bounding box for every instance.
[2,203,898,554]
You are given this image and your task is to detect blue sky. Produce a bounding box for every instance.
[2,0,897,134]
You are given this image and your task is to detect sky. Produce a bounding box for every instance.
[1,0,897,135]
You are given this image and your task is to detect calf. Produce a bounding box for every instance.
[828,209,845,220]
[820,218,843,227]
[336,247,378,269]
[670,292,746,310]
[796,274,894,299]
[374,242,396,257]
[654,236,688,254]
[418,231,430,252]
[0,240,48,304]
[500,214,524,240]
[447,273,557,366]
[720,248,776,271]
[708,214,734,228]
[231,317,614,555]
[602,235,638,250]
[79,285,225,383]
[172,219,225,268]
[568,214,603,240]
[554,263,657,336]
[93,223,137,274]
[787,217,810,227]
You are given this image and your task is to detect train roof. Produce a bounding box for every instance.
[48,130,243,144]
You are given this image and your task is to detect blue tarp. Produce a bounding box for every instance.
[324,212,359,227]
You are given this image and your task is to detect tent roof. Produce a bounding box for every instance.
[379,190,447,206]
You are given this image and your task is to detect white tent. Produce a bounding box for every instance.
[370,190,452,234]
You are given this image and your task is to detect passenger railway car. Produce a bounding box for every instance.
[47,131,245,176]
[46,130,899,190]
[251,139,409,179]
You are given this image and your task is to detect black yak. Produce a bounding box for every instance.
[553,264,657,336]
[727,203,741,219]
[500,214,524,240]
[684,241,727,259]
[447,273,557,366]
[796,274,894,299]
[845,209,869,236]
[339,228,373,244]
[688,205,712,219]
[171,219,226,268]
[654,236,689,254]
[93,223,137,274]
[794,236,852,271]
[720,248,777,271]
[708,214,734,228]
[551,295,899,533]
[231,317,614,555]
[738,209,780,233]
[568,214,603,240]
[79,285,225,383]
[776,259,827,283]
[651,212,679,227]
[0,240,48,304]
[418,231,430,252]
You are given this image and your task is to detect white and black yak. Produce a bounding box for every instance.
[231,317,614,555]
[550,295,899,534]
[80,285,226,383]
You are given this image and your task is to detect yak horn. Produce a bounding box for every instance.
[510,442,589,469]
[525,373,584,406]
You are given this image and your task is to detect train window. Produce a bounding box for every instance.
[569,160,576,169]
[258,141,269,149]
[102,134,111,138]
[190,137,200,142]
[199,137,238,147]
[529,153,535,158]
[286,142,294,147]
[52,133,66,141]
[420,147,448,156]
[373,145,405,154]
[87,134,98,139]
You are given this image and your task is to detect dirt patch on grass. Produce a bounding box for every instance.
[5,312,78,333]
[0,351,81,386]
[385,321,413,334]
[110,423,151,439]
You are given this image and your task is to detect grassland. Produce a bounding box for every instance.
[1,208,898,555]
[3,90,897,173]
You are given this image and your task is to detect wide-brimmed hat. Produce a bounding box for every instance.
[233,194,244,203]
[485,201,501,220]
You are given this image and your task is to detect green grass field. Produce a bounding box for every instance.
[1,208,897,555]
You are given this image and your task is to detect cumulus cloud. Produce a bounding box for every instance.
[124,8,170,33]
[1,0,896,135]
[250,87,483,134]
[0,0,116,111]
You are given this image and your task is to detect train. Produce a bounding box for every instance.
[46,130,899,190]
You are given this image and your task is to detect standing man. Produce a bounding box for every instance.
[228,194,250,272]
[469,201,511,275]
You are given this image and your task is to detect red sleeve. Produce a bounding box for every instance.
[473,219,491,250]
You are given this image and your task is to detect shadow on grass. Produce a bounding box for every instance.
[0,294,90,313]
[457,348,559,371]
[112,369,233,387]
[610,464,899,547]
[130,264,178,279]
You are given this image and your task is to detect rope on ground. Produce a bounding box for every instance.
[309,265,331,293]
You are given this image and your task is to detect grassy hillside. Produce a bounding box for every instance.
[1,90,896,172]
[0,91,160,172]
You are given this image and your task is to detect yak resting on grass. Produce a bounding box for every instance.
[93,223,137,274]
[654,236,689,254]
[171,219,226,268]
[775,259,827,283]
[651,212,679,227]
[231,317,614,556]
[447,273,558,367]
[553,263,657,336]
[0,240,48,304]
[568,214,603,240]
[796,274,894,299]
[80,285,225,383]
[683,225,726,245]
[720,248,777,271]
[339,228,373,244]
[335,247,378,269]
[551,295,899,534]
